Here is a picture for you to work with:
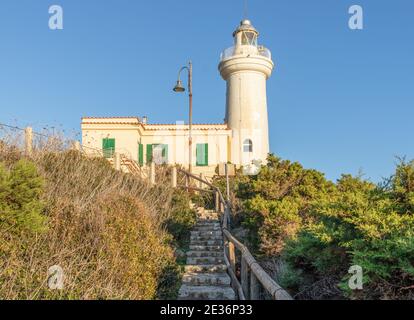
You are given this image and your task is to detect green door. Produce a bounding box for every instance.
[196,144,208,167]
[102,138,115,158]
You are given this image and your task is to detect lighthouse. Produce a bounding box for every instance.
[219,19,274,167]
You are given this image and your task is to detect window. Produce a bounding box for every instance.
[196,144,209,167]
[147,144,168,165]
[102,138,115,158]
[243,139,253,153]
[241,31,257,46]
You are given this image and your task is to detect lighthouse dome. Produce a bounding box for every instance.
[233,19,259,37]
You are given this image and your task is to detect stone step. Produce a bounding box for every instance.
[190,240,223,246]
[185,264,227,273]
[187,256,225,265]
[189,245,223,251]
[197,218,219,223]
[199,213,219,217]
[182,273,231,286]
[197,209,217,214]
[190,235,223,242]
[191,231,222,237]
[193,226,221,232]
[197,214,220,223]
[186,251,223,258]
[196,220,220,226]
[179,206,236,301]
[178,285,235,300]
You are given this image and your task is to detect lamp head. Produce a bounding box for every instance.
[173,80,185,93]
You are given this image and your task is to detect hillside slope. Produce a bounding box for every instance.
[0,142,194,299]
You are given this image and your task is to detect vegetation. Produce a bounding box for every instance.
[216,155,414,300]
[166,188,197,249]
[2,127,412,300]
[0,137,195,300]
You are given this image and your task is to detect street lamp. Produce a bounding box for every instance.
[173,61,193,173]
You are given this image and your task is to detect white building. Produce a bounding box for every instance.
[81,19,274,176]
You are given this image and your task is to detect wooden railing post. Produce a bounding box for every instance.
[150,162,156,185]
[241,255,250,300]
[185,174,189,191]
[114,152,121,171]
[250,272,260,300]
[24,127,33,157]
[228,242,236,274]
[225,205,231,227]
[199,173,204,189]
[171,166,177,188]
[215,191,220,213]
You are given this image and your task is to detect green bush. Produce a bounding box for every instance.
[234,155,414,299]
[238,155,335,255]
[283,171,414,299]
[0,159,46,235]
[166,189,197,248]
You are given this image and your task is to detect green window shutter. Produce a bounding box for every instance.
[138,144,144,166]
[196,144,202,166]
[196,144,208,166]
[103,138,115,158]
[162,145,168,164]
[146,144,153,164]
[204,144,208,166]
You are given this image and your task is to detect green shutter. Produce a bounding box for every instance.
[162,145,168,164]
[196,144,202,166]
[138,144,144,166]
[146,144,153,164]
[204,144,208,166]
[196,144,208,167]
[103,138,115,158]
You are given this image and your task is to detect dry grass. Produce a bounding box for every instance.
[0,129,182,300]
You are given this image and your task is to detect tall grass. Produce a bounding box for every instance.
[0,129,186,299]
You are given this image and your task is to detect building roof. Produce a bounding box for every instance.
[82,117,141,124]
[81,117,229,131]
[144,124,228,131]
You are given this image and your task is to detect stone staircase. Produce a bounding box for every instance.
[178,208,236,300]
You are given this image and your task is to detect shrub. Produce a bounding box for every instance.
[0,142,182,300]
[239,155,335,255]
[282,171,414,299]
[0,159,46,235]
[166,189,197,248]
[233,155,414,299]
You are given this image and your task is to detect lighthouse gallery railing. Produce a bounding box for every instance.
[220,45,272,62]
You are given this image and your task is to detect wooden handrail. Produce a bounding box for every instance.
[175,166,293,301]
[223,229,292,300]
[177,185,215,194]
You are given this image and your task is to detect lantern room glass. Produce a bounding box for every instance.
[241,31,257,46]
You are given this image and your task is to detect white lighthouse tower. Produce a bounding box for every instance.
[219,19,274,167]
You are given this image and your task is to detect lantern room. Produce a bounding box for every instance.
[233,19,259,47]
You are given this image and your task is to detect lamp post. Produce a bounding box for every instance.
[173,61,193,174]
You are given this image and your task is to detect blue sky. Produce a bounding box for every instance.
[0,0,413,182]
